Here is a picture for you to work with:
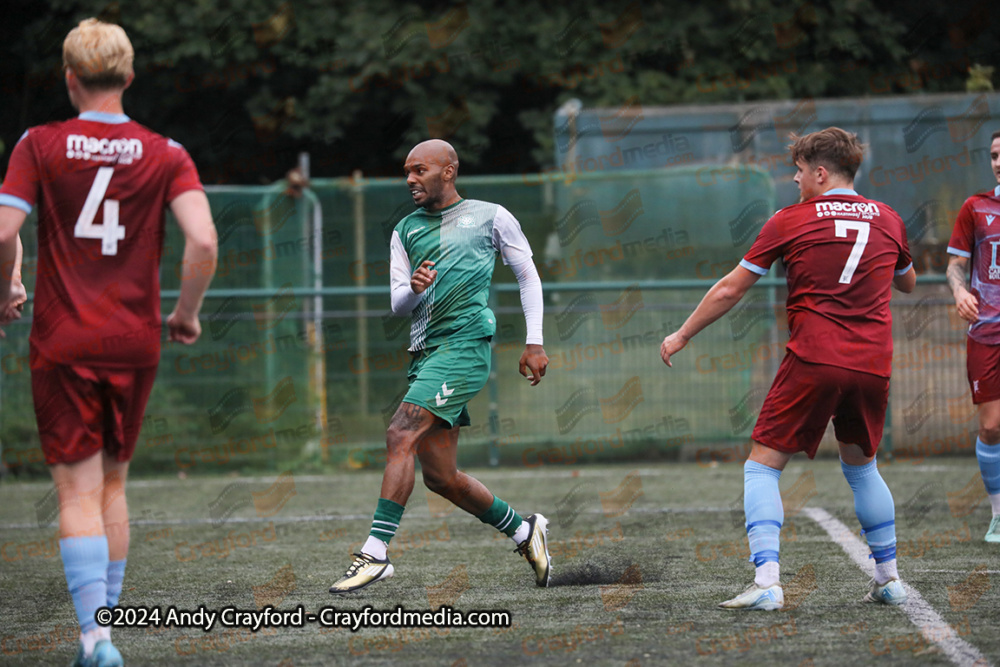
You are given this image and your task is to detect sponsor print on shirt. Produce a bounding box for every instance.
[814,200,880,220]
[66,134,143,164]
[990,240,1000,280]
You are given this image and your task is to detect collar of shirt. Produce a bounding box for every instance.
[994,185,1000,197]
[78,111,130,124]
[822,187,858,196]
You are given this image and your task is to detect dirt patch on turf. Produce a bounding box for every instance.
[550,554,666,587]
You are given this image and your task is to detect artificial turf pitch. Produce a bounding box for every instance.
[0,457,997,666]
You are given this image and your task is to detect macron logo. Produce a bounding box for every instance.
[815,201,880,219]
[987,215,996,226]
[66,135,143,163]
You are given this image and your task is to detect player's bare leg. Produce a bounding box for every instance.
[52,453,107,539]
[720,441,790,611]
[329,403,441,594]
[416,424,492,515]
[330,402,549,594]
[975,398,1000,542]
[838,442,906,604]
[101,453,130,608]
[51,452,119,664]
[414,413,551,586]
[747,441,793,471]
[378,402,441,506]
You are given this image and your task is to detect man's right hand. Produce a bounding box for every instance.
[410,260,437,294]
[955,287,979,323]
[168,309,202,344]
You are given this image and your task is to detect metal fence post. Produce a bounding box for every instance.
[352,171,369,415]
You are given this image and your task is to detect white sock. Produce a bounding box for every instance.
[874,558,899,586]
[990,492,1000,517]
[754,561,780,588]
[361,536,388,560]
[80,627,110,656]
[511,522,529,545]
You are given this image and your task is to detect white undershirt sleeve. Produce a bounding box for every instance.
[492,205,533,266]
[510,258,544,345]
[491,206,542,344]
[390,230,422,315]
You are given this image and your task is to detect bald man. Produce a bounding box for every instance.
[330,140,552,594]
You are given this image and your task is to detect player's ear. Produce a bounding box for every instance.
[123,72,134,90]
[64,68,81,109]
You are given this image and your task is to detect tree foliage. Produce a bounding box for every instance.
[1,0,995,182]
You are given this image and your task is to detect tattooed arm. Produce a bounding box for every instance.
[947,255,979,323]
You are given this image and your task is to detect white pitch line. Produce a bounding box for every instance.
[1,468,681,490]
[803,507,991,667]
[0,463,975,491]
[913,570,1000,575]
[0,505,742,532]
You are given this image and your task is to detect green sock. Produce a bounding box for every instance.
[369,498,405,544]
[476,495,523,538]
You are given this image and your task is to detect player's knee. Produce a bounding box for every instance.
[385,426,419,459]
[838,442,873,466]
[385,425,415,450]
[979,424,1000,446]
[422,468,455,495]
[56,481,99,506]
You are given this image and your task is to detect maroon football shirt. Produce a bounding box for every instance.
[948,187,1000,345]
[741,189,912,377]
[0,112,202,367]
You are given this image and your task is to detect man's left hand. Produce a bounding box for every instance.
[660,332,688,367]
[519,344,549,386]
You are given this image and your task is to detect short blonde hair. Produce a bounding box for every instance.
[63,18,134,89]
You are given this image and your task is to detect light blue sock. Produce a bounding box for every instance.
[976,438,1000,495]
[107,559,126,607]
[60,536,109,633]
[841,459,896,563]
[744,460,783,571]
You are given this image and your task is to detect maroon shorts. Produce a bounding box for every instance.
[752,351,890,459]
[967,337,1000,405]
[31,358,158,465]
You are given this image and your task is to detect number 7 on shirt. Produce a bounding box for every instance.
[835,219,869,284]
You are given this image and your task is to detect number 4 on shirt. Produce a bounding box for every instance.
[835,219,869,284]
[75,166,124,256]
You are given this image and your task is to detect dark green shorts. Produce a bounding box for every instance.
[403,338,491,428]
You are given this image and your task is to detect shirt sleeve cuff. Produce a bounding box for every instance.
[894,262,913,276]
[166,183,205,202]
[946,246,971,258]
[739,258,768,276]
[0,194,32,214]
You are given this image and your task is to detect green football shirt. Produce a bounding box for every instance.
[390,198,533,351]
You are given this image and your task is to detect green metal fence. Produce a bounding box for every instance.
[0,181,972,477]
[1,93,990,475]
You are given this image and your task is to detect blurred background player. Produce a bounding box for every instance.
[329,139,551,594]
[660,128,915,610]
[0,18,217,666]
[947,129,1000,543]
